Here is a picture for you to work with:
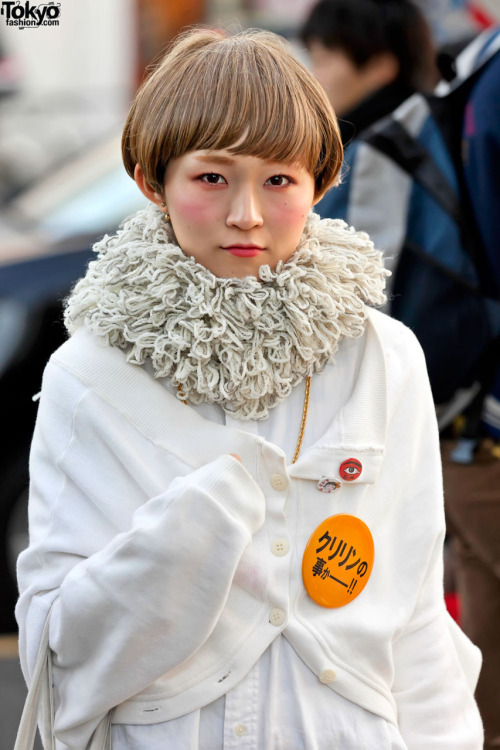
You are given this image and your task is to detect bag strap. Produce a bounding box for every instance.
[14,613,112,750]
[360,111,500,305]
[14,617,52,750]
[360,117,462,224]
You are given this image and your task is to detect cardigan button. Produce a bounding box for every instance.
[234,724,247,737]
[270,473,287,491]
[271,538,290,556]
[319,668,337,684]
[269,608,286,627]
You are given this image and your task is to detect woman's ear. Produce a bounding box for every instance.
[134,164,165,208]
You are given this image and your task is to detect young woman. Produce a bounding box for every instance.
[16,28,482,750]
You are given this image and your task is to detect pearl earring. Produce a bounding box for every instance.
[160,201,170,222]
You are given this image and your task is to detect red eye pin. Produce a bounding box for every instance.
[339,458,362,482]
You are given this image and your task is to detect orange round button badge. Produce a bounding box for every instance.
[302,514,374,608]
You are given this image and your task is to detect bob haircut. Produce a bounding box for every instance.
[122,28,343,198]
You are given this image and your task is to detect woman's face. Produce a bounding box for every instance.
[140,149,317,279]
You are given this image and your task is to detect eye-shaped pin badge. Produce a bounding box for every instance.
[339,458,362,482]
[317,477,341,493]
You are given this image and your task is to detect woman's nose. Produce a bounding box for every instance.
[226,186,264,229]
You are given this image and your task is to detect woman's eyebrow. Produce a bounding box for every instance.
[194,154,235,166]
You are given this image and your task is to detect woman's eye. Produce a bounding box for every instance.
[266,175,291,187]
[200,173,226,184]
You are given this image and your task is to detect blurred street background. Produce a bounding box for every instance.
[1,0,499,747]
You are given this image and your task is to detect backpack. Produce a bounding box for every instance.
[319,29,500,423]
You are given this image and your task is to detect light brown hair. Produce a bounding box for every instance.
[122,28,343,198]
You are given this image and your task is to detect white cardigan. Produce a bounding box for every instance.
[16,307,482,748]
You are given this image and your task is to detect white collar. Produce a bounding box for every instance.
[54,310,387,484]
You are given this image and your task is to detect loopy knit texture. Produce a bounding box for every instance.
[64,204,389,420]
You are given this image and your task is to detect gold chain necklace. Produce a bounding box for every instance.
[176,376,311,464]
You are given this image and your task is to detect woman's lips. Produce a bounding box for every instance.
[223,245,264,258]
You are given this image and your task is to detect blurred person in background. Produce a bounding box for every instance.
[442,40,500,750]
[301,3,500,744]
[300,0,439,150]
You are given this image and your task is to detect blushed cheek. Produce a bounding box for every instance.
[172,196,214,228]
[273,198,313,229]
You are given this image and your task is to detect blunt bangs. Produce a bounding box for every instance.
[122,28,342,197]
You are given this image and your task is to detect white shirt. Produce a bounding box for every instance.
[110,335,408,750]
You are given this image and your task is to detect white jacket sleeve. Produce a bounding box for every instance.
[386,328,483,749]
[16,361,265,747]
[392,556,483,749]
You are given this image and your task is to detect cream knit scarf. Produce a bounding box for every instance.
[64,204,388,420]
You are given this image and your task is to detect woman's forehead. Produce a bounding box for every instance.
[176,148,312,172]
